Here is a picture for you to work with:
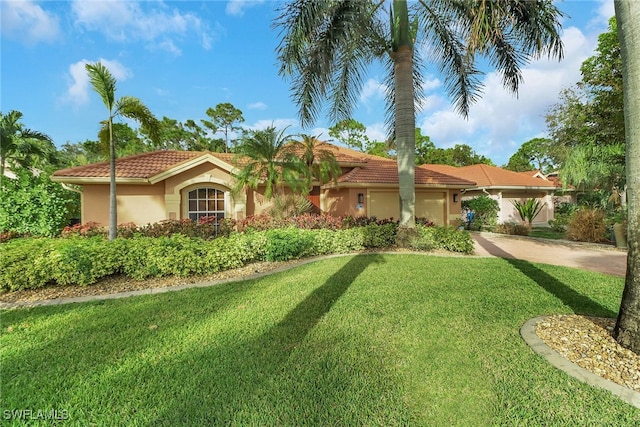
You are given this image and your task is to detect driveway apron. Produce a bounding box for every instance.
[471,232,627,277]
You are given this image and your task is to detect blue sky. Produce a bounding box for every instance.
[2,0,615,166]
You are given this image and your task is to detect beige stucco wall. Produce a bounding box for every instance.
[322,187,367,217]
[80,160,243,227]
[322,187,453,225]
[81,183,166,226]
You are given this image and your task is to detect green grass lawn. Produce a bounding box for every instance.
[2,255,638,425]
[529,227,567,240]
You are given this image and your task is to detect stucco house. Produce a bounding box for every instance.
[427,163,559,225]
[51,143,475,228]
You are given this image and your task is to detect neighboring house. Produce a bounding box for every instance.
[51,143,475,227]
[427,164,559,226]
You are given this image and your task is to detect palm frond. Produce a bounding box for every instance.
[85,62,117,112]
[116,96,161,145]
[275,0,385,127]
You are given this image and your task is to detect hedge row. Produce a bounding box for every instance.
[0,225,473,291]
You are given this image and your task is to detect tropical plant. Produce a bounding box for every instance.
[512,198,545,227]
[85,62,160,240]
[285,134,342,193]
[0,110,56,177]
[613,0,640,353]
[232,126,304,200]
[275,0,564,243]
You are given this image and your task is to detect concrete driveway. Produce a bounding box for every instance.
[471,232,628,277]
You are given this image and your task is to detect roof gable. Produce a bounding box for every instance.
[51,150,237,184]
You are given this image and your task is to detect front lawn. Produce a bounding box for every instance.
[2,255,638,425]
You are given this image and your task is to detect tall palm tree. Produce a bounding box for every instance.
[0,110,55,177]
[285,134,342,193]
[613,0,640,353]
[275,0,564,241]
[86,62,160,240]
[233,126,303,200]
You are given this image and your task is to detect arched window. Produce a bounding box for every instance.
[187,187,225,222]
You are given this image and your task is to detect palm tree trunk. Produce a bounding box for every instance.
[391,0,416,243]
[614,0,640,353]
[109,118,117,241]
[393,44,416,232]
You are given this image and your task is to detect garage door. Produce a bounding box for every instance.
[416,191,445,225]
[369,191,399,220]
[369,191,446,224]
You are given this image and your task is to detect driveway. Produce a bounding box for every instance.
[471,232,628,277]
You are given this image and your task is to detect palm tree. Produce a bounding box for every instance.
[233,126,303,200]
[85,62,160,240]
[285,134,342,193]
[0,110,55,177]
[275,0,564,242]
[613,0,640,353]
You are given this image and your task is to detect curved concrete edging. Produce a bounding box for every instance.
[0,253,368,310]
[521,316,640,409]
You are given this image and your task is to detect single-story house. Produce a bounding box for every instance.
[427,164,560,226]
[51,143,475,228]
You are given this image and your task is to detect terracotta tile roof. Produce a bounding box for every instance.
[337,159,475,186]
[426,163,557,189]
[52,150,206,179]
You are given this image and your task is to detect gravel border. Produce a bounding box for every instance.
[521,316,640,409]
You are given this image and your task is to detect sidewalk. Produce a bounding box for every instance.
[471,232,627,277]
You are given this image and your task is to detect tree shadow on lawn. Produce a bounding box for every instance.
[146,252,414,425]
[2,254,410,424]
[474,235,615,318]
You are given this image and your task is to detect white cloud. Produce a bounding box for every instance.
[364,122,388,143]
[1,0,61,45]
[360,78,387,105]
[226,0,266,17]
[596,0,615,23]
[70,0,217,54]
[418,25,595,165]
[63,58,132,106]
[248,102,268,110]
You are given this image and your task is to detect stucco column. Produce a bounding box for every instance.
[165,194,180,220]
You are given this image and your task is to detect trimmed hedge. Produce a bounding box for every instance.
[0,225,473,291]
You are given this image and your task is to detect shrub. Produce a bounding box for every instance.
[264,228,316,261]
[331,228,365,253]
[0,169,80,237]
[61,222,106,238]
[462,195,499,230]
[415,226,474,254]
[566,208,608,243]
[361,223,398,248]
[0,223,474,291]
[495,222,531,236]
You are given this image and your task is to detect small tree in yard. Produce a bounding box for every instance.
[85,62,160,240]
[462,195,499,231]
[512,199,545,227]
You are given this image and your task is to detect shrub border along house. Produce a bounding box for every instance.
[0,216,474,292]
